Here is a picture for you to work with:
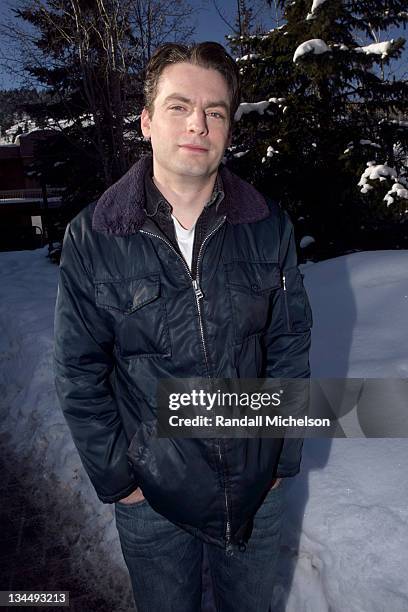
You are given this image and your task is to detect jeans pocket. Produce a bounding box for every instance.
[116,497,148,509]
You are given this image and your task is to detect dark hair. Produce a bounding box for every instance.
[144,42,241,125]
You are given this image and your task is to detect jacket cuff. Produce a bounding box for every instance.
[276,465,301,478]
[97,480,139,504]
[276,437,303,478]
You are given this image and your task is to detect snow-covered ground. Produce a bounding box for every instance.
[0,245,407,611]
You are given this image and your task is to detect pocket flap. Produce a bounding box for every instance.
[226,262,281,293]
[95,275,160,314]
[282,265,313,330]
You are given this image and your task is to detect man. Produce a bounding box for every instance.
[54,42,312,611]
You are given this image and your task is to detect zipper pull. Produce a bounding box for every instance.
[225,537,234,557]
[282,274,287,291]
[192,279,204,300]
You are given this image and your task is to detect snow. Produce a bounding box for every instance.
[233,150,250,158]
[234,101,270,121]
[345,140,381,154]
[291,39,394,59]
[300,235,315,248]
[266,145,279,157]
[0,197,62,205]
[234,98,285,121]
[358,162,398,194]
[269,97,286,106]
[379,119,408,128]
[306,0,329,20]
[236,54,259,62]
[384,182,408,206]
[354,41,394,59]
[1,115,95,144]
[359,139,381,148]
[293,39,331,62]
[1,246,408,611]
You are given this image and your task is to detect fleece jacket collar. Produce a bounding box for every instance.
[92,156,269,236]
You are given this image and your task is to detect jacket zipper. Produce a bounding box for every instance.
[140,216,234,554]
[218,439,233,555]
[140,215,225,376]
[195,217,234,555]
[193,216,226,374]
[282,273,292,332]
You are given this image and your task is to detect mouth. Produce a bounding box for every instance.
[179,144,209,153]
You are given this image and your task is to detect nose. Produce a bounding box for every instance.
[187,110,209,136]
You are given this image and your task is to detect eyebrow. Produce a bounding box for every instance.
[163,94,230,112]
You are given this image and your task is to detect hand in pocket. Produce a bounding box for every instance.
[119,487,145,504]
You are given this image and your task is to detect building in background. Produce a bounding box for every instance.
[0,129,64,251]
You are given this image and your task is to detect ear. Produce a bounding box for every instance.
[141,108,152,139]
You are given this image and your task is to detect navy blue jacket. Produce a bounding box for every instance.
[53,156,312,551]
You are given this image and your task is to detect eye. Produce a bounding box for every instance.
[207,111,224,119]
[169,105,186,111]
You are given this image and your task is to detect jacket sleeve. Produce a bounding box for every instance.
[53,221,138,503]
[264,207,313,477]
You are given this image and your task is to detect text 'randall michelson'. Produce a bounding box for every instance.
[168,415,331,428]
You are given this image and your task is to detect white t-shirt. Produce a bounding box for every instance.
[171,214,196,271]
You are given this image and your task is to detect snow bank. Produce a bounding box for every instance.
[1,246,408,612]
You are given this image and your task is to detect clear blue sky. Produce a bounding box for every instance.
[0,0,406,89]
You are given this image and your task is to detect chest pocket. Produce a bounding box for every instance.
[226,262,281,343]
[95,274,171,359]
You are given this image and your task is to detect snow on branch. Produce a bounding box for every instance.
[384,183,408,206]
[233,150,250,158]
[293,39,330,62]
[354,41,394,59]
[359,140,381,148]
[293,39,396,63]
[300,235,315,248]
[358,162,408,207]
[358,162,397,193]
[234,98,285,121]
[306,0,329,21]
[236,54,259,62]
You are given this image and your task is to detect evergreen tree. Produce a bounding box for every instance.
[3,0,194,208]
[0,88,48,136]
[227,0,408,258]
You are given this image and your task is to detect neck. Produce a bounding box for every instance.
[152,162,217,229]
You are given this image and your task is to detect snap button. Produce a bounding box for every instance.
[251,283,260,292]
[237,539,247,552]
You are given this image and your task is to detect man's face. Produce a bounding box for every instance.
[141,62,232,181]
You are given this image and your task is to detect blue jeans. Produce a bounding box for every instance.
[114,482,284,612]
